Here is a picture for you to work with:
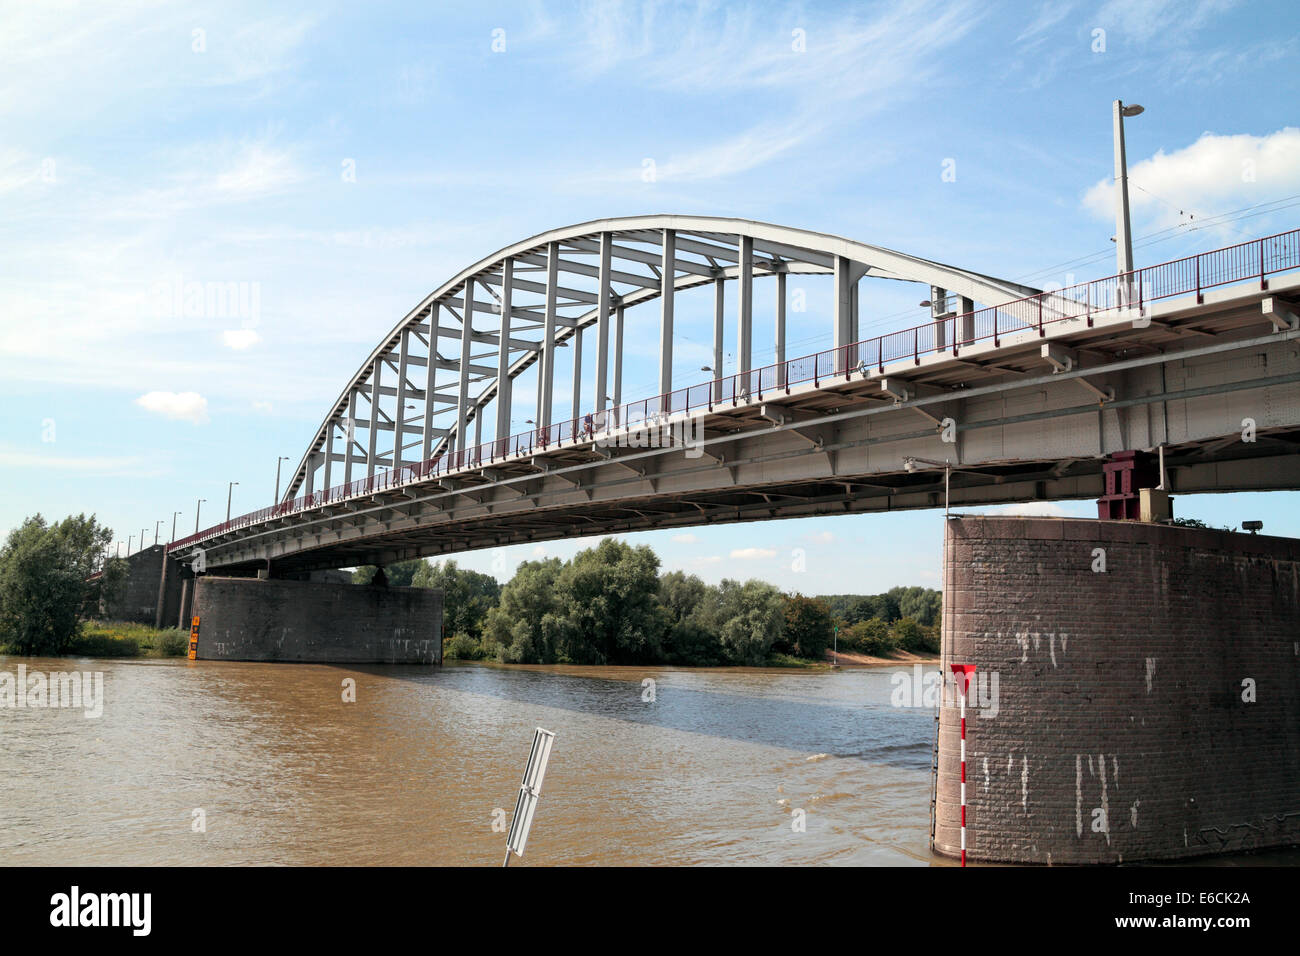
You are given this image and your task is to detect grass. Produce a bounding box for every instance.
[764,652,830,669]
[70,620,190,658]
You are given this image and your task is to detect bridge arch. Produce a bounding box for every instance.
[283,215,1039,501]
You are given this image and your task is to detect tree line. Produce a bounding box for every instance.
[355,538,940,666]
[0,510,940,664]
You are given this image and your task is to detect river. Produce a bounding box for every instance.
[2,657,1295,866]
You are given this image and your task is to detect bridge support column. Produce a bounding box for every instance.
[191,577,443,664]
[934,515,1300,863]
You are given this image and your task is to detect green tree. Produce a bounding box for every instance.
[412,559,501,639]
[708,579,785,666]
[891,587,942,627]
[890,616,927,652]
[659,571,725,666]
[0,514,113,655]
[553,539,667,664]
[782,594,833,659]
[483,558,566,663]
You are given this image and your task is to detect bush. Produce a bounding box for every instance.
[843,618,896,656]
[443,633,487,661]
[66,632,140,658]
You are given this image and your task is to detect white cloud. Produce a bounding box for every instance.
[730,547,777,560]
[222,329,262,349]
[251,400,272,413]
[135,391,209,424]
[671,532,699,543]
[531,545,547,557]
[1083,127,1300,230]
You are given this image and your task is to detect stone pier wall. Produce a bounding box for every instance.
[934,515,1300,863]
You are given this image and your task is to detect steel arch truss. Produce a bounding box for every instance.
[282,215,1039,502]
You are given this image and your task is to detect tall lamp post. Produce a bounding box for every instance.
[170,511,182,544]
[274,456,291,502]
[194,498,206,534]
[1112,99,1144,280]
[226,481,239,522]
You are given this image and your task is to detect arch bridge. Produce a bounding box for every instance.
[168,217,1300,573]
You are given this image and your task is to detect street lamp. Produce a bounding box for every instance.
[274,456,291,502]
[154,519,163,546]
[195,499,206,534]
[127,535,133,554]
[226,481,239,522]
[1113,99,1144,279]
[140,528,147,552]
[170,511,182,544]
[903,456,954,516]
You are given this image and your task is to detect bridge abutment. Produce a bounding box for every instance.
[933,515,1300,863]
[190,577,443,664]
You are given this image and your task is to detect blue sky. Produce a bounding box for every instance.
[2,0,1298,592]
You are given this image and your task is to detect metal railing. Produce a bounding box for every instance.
[168,227,1300,555]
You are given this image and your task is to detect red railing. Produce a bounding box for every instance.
[168,227,1300,554]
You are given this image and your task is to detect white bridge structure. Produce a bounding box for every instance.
[168,218,1300,573]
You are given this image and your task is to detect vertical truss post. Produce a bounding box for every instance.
[496,258,515,443]
[658,228,675,413]
[456,281,474,457]
[395,326,410,470]
[834,255,852,372]
[422,302,438,462]
[344,389,358,484]
[571,324,583,425]
[541,242,558,431]
[712,275,725,403]
[775,269,787,388]
[737,235,753,396]
[366,357,383,478]
[613,304,625,416]
[595,232,612,413]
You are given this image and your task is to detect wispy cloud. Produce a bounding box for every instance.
[570,0,984,184]
[135,391,210,425]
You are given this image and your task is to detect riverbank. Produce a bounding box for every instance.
[0,620,189,659]
[826,649,939,667]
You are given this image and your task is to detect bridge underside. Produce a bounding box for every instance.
[195,275,1300,575]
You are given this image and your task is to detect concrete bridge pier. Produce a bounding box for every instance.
[189,576,443,664]
[933,515,1300,863]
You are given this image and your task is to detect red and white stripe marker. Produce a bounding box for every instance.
[951,664,977,867]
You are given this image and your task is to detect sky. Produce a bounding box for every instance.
[2,0,1298,593]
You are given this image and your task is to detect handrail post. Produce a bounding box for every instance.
[1037,295,1044,336]
[1260,239,1267,290]
[1195,255,1202,303]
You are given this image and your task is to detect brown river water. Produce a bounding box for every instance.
[1,657,1295,866]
